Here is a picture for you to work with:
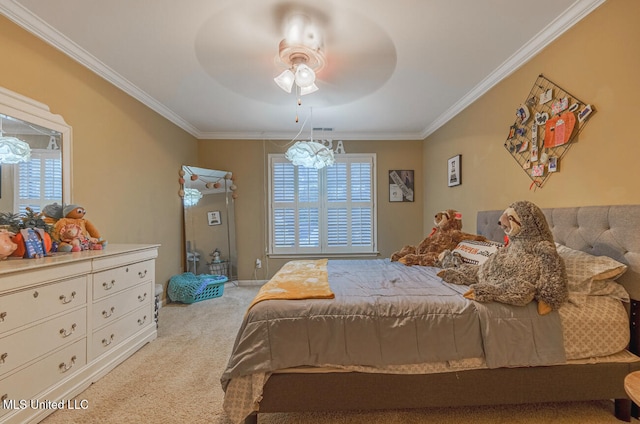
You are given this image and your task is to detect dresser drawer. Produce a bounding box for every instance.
[0,338,86,418]
[0,308,86,378]
[0,276,87,335]
[92,282,152,329]
[92,259,154,300]
[91,305,152,360]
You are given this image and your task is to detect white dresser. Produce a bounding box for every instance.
[0,244,159,424]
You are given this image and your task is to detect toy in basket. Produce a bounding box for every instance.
[168,272,228,304]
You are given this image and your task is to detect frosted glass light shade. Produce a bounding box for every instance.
[294,64,316,88]
[300,83,319,96]
[0,136,31,164]
[285,140,335,169]
[274,69,295,93]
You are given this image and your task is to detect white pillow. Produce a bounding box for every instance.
[452,240,502,265]
[555,243,629,306]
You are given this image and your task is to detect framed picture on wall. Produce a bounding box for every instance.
[389,170,414,202]
[207,210,221,226]
[447,155,461,187]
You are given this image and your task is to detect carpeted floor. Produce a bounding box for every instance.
[41,284,636,424]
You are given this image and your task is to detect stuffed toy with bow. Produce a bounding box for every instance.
[391,209,487,267]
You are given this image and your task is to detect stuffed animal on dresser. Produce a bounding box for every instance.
[52,204,106,251]
[390,209,488,267]
[42,202,64,226]
[437,200,569,315]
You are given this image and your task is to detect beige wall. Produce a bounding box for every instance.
[3,0,633,288]
[0,16,198,297]
[423,0,640,234]
[198,138,423,279]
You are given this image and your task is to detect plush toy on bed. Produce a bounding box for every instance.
[390,209,488,267]
[437,200,569,315]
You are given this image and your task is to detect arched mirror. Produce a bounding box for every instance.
[182,165,237,282]
[0,87,72,214]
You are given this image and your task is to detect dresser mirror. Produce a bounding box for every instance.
[182,165,237,282]
[0,87,72,215]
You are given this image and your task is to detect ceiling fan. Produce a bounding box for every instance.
[194,1,396,109]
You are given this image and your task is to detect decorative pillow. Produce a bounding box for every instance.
[568,279,630,307]
[589,279,630,302]
[555,243,629,305]
[452,240,502,265]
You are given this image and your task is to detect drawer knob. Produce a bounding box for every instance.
[1,394,6,402]
[103,280,115,290]
[33,291,39,298]
[59,291,77,304]
[59,355,77,373]
[0,352,7,364]
[59,323,77,338]
[0,312,6,322]
[102,334,115,346]
[138,315,147,326]
[138,269,148,279]
[102,307,115,318]
[138,293,147,302]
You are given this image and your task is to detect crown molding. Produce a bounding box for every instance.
[0,0,201,138]
[421,0,606,139]
[197,130,426,141]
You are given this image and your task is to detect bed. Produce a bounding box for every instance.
[221,205,640,423]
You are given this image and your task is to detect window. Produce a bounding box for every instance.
[15,149,62,215]
[269,153,376,255]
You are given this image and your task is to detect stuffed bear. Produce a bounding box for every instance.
[52,204,106,251]
[437,200,568,315]
[391,209,488,267]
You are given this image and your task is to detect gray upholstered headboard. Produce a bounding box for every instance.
[477,205,640,300]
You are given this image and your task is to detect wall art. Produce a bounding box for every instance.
[504,74,595,188]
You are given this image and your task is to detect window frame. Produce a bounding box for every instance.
[14,148,63,215]
[268,153,377,257]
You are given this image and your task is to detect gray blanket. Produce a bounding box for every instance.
[221,259,565,390]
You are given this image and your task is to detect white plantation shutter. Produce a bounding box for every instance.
[269,153,376,255]
[15,149,62,215]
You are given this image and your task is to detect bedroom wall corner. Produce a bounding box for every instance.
[422,0,640,234]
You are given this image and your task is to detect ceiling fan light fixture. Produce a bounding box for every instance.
[274,20,325,96]
[294,63,316,88]
[299,83,319,96]
[274,69,295,93]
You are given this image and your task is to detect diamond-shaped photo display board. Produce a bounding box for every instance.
[504,74,595,188]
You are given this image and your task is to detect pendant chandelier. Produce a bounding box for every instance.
[285,108,335,169]
[0,116,31,164]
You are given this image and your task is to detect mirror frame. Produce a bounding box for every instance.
[0,86,72,205]
[182,165,237,280]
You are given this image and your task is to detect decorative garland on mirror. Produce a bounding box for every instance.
[504,74,595,189]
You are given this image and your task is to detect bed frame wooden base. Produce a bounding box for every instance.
[244,360,640,423]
